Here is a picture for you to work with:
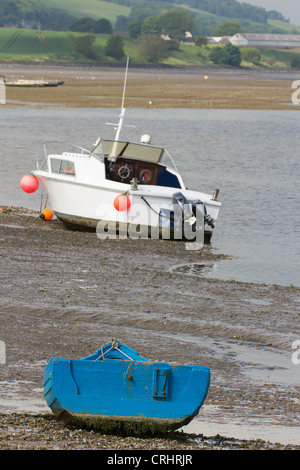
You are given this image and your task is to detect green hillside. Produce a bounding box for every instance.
[36,0,300,34]
[1,0,299,69]
[268,19,300,33]
[38,0,131,23]
[0,26,299,68]
[1,0,300,35]
[0,28,76,61]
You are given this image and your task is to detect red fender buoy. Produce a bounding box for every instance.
[113,194,131,212]
[20,175,39,193]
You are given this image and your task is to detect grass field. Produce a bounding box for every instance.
[0,29,75,61]
[0,27,299,68]
[268,19,300,33]
[39,0,131,23]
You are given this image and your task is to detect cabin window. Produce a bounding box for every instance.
[51,159,75,176]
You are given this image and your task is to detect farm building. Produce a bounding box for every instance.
[230,33,300,49]
[207,36,231,45]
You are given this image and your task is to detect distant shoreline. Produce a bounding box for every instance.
[1,60,300,78]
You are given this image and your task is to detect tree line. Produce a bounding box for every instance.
[0,0,76,30]
[0,0,290,33]
[105,0,289,24]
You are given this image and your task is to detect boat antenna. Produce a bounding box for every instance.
[89,58,131,159]
[115,56,129,141]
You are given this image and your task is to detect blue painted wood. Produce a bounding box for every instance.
[43,340,210,434]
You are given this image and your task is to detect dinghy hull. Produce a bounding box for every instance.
[43,344,210,434]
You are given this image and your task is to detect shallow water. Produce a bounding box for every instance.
[1,106,299,287]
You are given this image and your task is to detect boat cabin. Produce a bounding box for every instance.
[37,139,185,190]
[102,140,184,189]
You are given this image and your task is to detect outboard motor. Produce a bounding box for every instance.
[172,192,189,206]
[158,192,215,239]
[159,192,195,234]
[171,192,194,222]
[192,199,215,228]
[172,192,215,228]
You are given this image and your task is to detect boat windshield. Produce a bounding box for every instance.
[159,149,178,173]
[99,139,179,173]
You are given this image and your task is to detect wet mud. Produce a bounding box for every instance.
[2,63,299,110]
[0,207,299,450]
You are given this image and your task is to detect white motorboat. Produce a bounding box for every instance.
[6,79,64,87]
[29,61,222,244]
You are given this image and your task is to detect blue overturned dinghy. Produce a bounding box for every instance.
[43,339,210,434]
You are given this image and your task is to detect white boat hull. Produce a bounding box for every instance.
[35,173,221,243]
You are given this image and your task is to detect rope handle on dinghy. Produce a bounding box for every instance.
[96,338,133,361]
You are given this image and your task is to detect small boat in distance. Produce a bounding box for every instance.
[23,58,222,243]
[43,339,210,434]
[6,79,64,87]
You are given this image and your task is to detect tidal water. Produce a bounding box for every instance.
[1,106,299,287]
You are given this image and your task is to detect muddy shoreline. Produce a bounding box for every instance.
[0,207,299,450]
[2,62,300,110]
[0,413,296,451]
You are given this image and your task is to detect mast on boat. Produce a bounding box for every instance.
[89,57,130,158]
[114,56,129,142]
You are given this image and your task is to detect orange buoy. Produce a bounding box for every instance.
[113,194,131,211]
[20,175,39,193]
[40,209,54,221]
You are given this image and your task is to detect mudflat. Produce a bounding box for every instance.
[2,62,300,110]
[0,207,299,450]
